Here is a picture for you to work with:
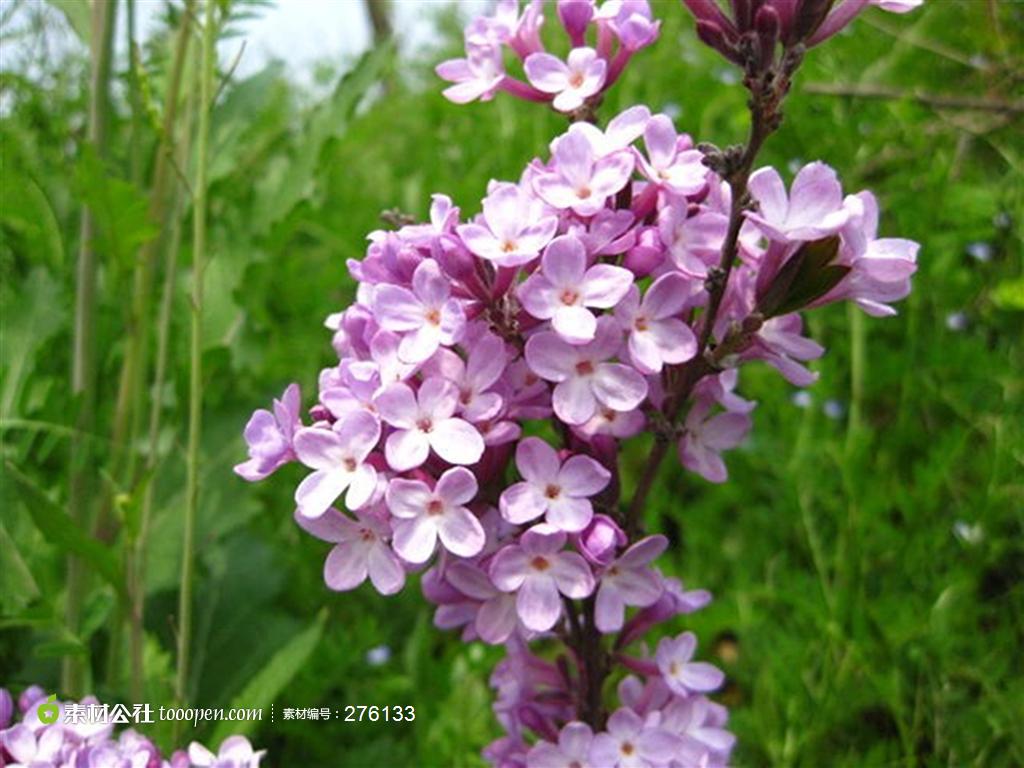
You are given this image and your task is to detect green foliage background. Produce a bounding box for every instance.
[1,1,1021,766]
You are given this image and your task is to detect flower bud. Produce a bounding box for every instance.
[696,20,743,65]
[754,5,780,68]
[558,0,594,47]
[575,514,627,566]
[19,685,45,714]
[623,226,664,276]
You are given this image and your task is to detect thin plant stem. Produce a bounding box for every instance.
[106,1,194,535]
[176,0,216,713]
[129,38,198,703]
[64,0,117,698]
[624,88,776,538]
[845,303,866,457]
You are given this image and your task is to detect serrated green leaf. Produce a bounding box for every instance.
[74,148,158,272]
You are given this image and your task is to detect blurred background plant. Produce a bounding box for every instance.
[0,0,1021,765]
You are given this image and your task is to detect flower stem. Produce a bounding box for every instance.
[175,0,215,712]
[623,55,796,538]
[64,0,117,699]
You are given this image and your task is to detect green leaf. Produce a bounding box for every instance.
[758,236,848,318]
[250,44,394,233]
[210,611,326,744]
[0,164,64,270]
[4,461,125,597]
[0,519,41,612]
[0,268,65,418]
[74,148,158,273]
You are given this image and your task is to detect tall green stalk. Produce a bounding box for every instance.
[176,0,216,709]
[107,1,194,529]
[64,0,117,698]
[129,37,198,702]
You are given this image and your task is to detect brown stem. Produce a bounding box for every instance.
[621,58,791,539]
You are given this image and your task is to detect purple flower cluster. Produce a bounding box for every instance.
[437,0,660,114]
[236,101,916,763]
[237,1,922,763]
[0,687,262,768]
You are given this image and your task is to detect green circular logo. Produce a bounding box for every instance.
[37,694,59,725]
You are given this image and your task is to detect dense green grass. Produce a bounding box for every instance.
[1,1,1021,766]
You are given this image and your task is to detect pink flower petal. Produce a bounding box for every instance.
[385,428,430,471]
[430,418,484,465]
[517,576,563,631]
[392,516,438,564]
[367,543,405,595]
[500,481,548,525]
[324,540,370,591]
[437,506,486,558]
[558,455,611,496]
[546,495,594,532]
[295,468,352,519]
[591,363,647,411]
[552,304,598,344]
[436,466,478,506]
[385,478,432,519]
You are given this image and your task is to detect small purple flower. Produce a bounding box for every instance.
[656,631,725,696]
[372,259,466,364]
[0,722,66,765]
[588,707,682,768]
[457,182,559,267]
[658,202,729,278]
[188,735,265,768]
[746,162,850,243]
[234,383,301,481]
[596,0,661,52]
[375,377,485,471]
[76,729,162,768]
[490,524,595,632]
[575,513,627,566]
[499,437,611,532]
[436,43,505,104]
[594,534,666,632]
[526,721,595,768]
[525,47,606,113]
[660,695,736,764]
[817,190,919,317]
[525,317,647,425]
[614,272,698,374]
[518,234,633,344]
[678,399,750,483]
[445,560,521,645]
[637,115,707,195]
[744,314,824,387]
[295,506,405,595]
[533,125,636,216]
[292,410,381,519]
[386,467,485,563]
[422,333,507,422]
